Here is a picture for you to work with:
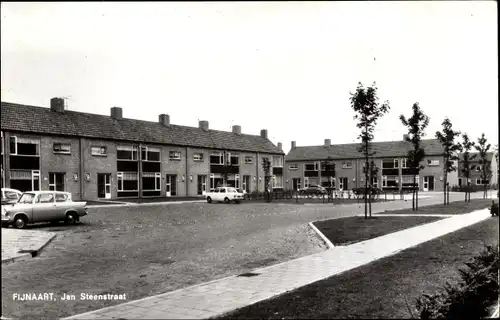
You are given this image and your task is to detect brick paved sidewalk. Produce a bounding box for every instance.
[1,228,57,264]
[63,209,491,320]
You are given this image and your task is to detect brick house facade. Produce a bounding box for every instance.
[1,99,285,200]
[285,138,452,192]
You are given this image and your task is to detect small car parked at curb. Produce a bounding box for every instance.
[206,187,244,204]
[299,185,328,195]
[1,191,88,229]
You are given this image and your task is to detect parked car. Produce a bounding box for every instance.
[1,188,23,216]
[206,187,244,204]
[299,185,328,195]
[2,191,88,229]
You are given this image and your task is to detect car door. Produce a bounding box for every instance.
[33,193,57,222]
[54,193,71,219]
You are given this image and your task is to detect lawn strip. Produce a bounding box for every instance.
[215,217,499,319]
[314,215,443,246]
[375,198,492,215]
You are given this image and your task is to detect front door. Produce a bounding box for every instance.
[98,174,112,199]
[166,174,177,196]
[243,175,251,193]
[197,175,207,195]
[428,176,434,191]
[32,170,40,191]
[423,176,431,191]
[292,178,301,191]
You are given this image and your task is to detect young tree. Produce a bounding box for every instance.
[474,133,492,199]
[458,133,476,203]
[350,82,390,219]
[495,145,499,200]
[400,102,430,211]
[435,118,461,206]
[261,157,272,202]
[368,159,380,211]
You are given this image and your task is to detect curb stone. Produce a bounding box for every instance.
[1,232,57,265]
[308,222,335,249]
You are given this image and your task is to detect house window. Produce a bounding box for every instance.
[142,172,161,191]
[91,146,107,156]
[244,156,253,164]
[229,153,239,166]
[10,137,40,156]
[475,165,482,172]
[169,151,181,160]
[210,152,224,165]
[10,136,17,155]
[49,173,65,191]
[193,153,204,161]
[272,156,283,167]
[382,175,388,187]
[53,143,71,154]
[305,162,319,171]
[371,176,378,188]
[427,159,440,166]
[272,175,283,188]
[342,161,353,169]
[401,158,408,168]
[117,172,138,191]
[393,159,399,168]
[476,178,489,185]
[117,145,138,160]
[141,147,161,162]
[289,164,299,170]
[304,177,310,188]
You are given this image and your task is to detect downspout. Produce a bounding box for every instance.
[79,137,85,201]
[138,143,142,199]
[256,152,259,192]
[185,146,189,196]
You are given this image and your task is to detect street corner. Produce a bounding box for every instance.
[1,228,57,264]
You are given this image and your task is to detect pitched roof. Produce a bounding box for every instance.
[458,152,494,162]
[1,102,283,154]
[286,139,445,161]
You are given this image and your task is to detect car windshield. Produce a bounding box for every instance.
[18,193,36,204]
[3,190,20,201]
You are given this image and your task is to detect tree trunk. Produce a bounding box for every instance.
[443,175,447,206]
[416,187,419,210]
[412,174,416,211]
[364,167,368,219]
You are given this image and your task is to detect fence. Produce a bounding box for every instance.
[243,189,396,204]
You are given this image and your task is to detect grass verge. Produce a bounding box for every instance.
[215,217,498,319]
[314,215,443,246]
[377,198,492,215]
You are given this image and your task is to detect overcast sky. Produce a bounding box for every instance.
[1,1,498,154]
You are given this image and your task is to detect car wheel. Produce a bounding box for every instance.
[13,216,27,229]
[224,197,230,203]
[65,212,78,225]
[207,197,212,203]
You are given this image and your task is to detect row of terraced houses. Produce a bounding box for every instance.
[1,98,497,201]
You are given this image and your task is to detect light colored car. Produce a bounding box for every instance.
[2,191,88,229]
[206,187,244,204]
[1,188,23,215]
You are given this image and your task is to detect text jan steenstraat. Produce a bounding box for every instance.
[12,292,127,301]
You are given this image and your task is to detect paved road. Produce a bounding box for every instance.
[0,191,491,319]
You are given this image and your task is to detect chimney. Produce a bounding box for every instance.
[50,97,65,112]
[403,134,409,141]
[232,125,241,135]
[260,129,268,139]
[324,139,331,147]
[199,120,209,131]
[110,107,123,120]
[159,114,170,126]
[277,142,282,151]
[291,141,296,149]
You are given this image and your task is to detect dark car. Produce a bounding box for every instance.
[299,185,328,195]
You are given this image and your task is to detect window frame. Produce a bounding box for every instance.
[401,158,408,168]
[169,151,181,160]
[210,152,225,165]
[427,159,440,166]
[117,145,138,161]
[289,164,299,170]
[244,156,253,164]
[393,159,399,169]
[272,156,283,167]
[53,143,71,155]
[193,153,204,162]
[10,136,17,155]
[91,146,107,157]
[155,173,161,191]
[342,161,353,169]
[117,172,124,191]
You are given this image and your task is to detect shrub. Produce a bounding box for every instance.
[416,244,499,319]
[490,201,499,216]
